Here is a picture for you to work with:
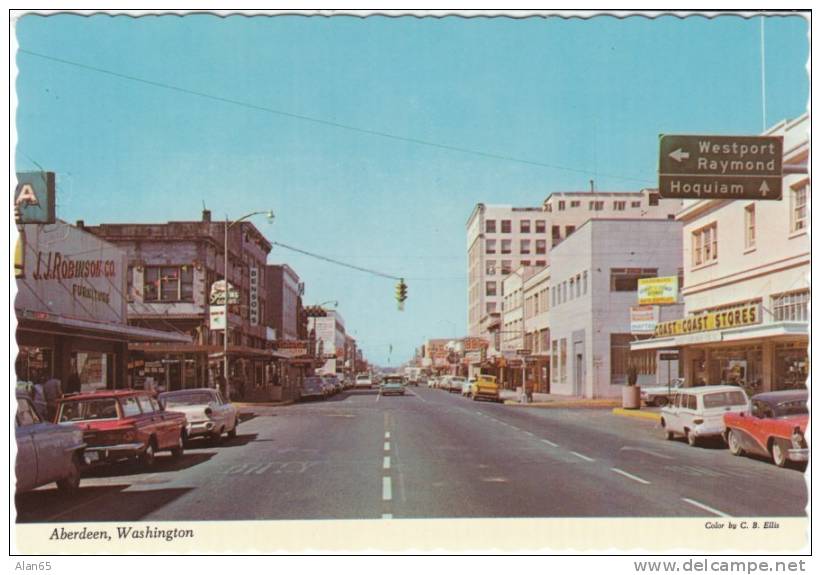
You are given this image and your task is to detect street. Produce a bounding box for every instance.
[15,387,808,523]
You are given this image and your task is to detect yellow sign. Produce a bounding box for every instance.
[654,303,760,337]
[638,276,678,305]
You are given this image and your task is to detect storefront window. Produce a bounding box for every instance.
[560,339,567,384]
[774,343,808,391]
[771,290,809,322]
[708,346,762,393]
[610,334,632,382]
[15,347,53,382]
[551,339,558,385]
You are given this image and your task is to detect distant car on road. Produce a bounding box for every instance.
[355,373,373,389]
[159,388,238,444]
[641,378,685,407]
[660,385,750,447]
[723,390,808,467]
[16,391,86,495]
[321,374,342,395]
[447,376,467,394]
[56,390,187,468]
[300,376,329,401]
[380,375,406,396]
[427,377,437,389]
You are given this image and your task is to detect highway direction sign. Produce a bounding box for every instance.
[659,135,783,200]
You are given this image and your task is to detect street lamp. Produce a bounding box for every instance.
[222,210,274,397]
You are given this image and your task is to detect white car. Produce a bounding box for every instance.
[159,388,238,444]
[461,381,472,397]
[448,377,467,393]
[355,374,373,389]
[660,385,750,446]
[641,378,685,407]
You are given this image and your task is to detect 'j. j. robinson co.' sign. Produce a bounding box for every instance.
[654,303,761,338]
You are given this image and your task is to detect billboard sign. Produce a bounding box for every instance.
[249,266,259,326]
[659,135,783,200]
[638,276,679,305]
[15,172,56,224]
[209,280,240,305]
[630,306,659,334]
[209,305,227,331]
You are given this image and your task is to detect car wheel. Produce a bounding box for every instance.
[170,432,185,458]
[686,429,699,447]
[56,454,82,494]
[664,429,675,440]
[227,421,238,439]
[139,441,156,468]
[653,396,669,407]
[771,439,789,468]
[727,430,744,456]
[211,428,224,445]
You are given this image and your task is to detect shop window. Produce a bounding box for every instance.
[774,343,808,390]
[486,220,496,233]
[692,223,718,266]
[744,204,756,249]
[501,220,512,233]
[610,334,632,382]
[610,268,657,292]
[791,183,808,233]
[535,220,546,233]
[520,220,531,233]
[771,290,809,322]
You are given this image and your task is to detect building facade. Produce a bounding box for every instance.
[632,114,809,395]
[522,265,551,392]
[308,310,347,375]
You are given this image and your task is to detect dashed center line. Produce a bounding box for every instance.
[540,439,559,447]
[382,513,393,519]
[384,441,390,451]
[523,431,535,437]
[570,451,595,462]
[382,477,392,501]
[610,467,651,485]
[384,431,391,439]
[682,497,730,518]
[383,456,391,470]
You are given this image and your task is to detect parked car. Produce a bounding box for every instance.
[355,373,373,389]
[641,378,685,407]
[660,385,750,446]
[447,376,467,394]
[15,391,86,494]
[380,375,406,396]
[427,377,437,389]
[300,376,329,401]
[469,374,502,403]
[56,390,187,468]
[159,388,238,444]
[461,381,472,397]
[322,374,343,394]
[723,390,809,467]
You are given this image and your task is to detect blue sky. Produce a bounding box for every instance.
[14,13,809,366]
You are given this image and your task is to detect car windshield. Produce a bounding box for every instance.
[58,398,119,422]
[162,392,215,407]
[702,391,748,409]
[774,400,808,417]
[383,378,403,385]
[452,378,466,384]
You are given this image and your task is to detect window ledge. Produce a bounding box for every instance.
[743,246,757,255]
[691,260,719,272]
[788,228,808,240]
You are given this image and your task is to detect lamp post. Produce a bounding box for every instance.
[222,210,274,397]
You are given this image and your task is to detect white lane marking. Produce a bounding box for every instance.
[570,451,595,462]
[382,513,393,519]
[682,498,731,518]
[375,393,381,402]
[384,431,391,439]
[610,467,651,485]
[382,477,392,501]
[523,430,535,437]
[475,411,484,416]
[383,456,391,470]
[540,439,559,447]
[620,446,675,460]
[384,441,390,451]
[410,391,427,402]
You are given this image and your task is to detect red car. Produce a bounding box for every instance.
[723,390,808,468]
[56,390,187,468]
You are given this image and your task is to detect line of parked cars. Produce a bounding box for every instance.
[15,386,240,496]
[659,385,808,468]
[428,374,503,403]
[298,373,354,401]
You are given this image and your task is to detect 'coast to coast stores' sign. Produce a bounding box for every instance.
[654,303,761,338]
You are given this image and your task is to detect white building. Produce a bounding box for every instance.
[466,191,682,339]
[548,219,683,398]
[523,265,551,392]
[633,114,809,394]
[308,310,346,375]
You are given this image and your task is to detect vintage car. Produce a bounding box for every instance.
[299,376,329,401]
[660,385,750,446]
[469,374,502,402]
[159,388,238,443]
[723,390,809,467]
[380,375,406,396]
[640,377,685,407]
[447,376,467,394]
[354,373,373,389]
[56,390,187,468]
[15,392,86,494]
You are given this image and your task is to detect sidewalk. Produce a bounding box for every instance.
[233,399,295,408]
[500,389,620,409]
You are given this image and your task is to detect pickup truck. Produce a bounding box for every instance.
[469,375,502,403]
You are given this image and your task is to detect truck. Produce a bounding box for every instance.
[404,367,422,386]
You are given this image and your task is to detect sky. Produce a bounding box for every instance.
[13,12,809,366]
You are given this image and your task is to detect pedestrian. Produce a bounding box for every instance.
[42,374,63,422]
[66,369,82,395]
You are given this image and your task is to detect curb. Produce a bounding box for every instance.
[504,400,620,409]
[234,400,295,408]
[612,407,662,421]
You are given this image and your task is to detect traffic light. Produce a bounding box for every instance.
[395,278,408,310]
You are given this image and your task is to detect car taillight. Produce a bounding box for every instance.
[791,427,805,449]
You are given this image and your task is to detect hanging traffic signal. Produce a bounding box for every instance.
[395,278,408,310]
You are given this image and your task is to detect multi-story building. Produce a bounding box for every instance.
[501,267,525,353]
[522,265,551,392]
[308,310,347,375]
[548,219,683,398]
[85,210,276,394]
[466,190,682,339]
[633,114,809,394]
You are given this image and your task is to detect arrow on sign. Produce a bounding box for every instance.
[668,148,690,163]
[759,180,770,197]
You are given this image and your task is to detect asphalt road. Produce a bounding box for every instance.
[15,386,808,522]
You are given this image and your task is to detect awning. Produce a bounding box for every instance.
[129,342,292,360]
[631,321,808,352]
[17,311,190,343]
